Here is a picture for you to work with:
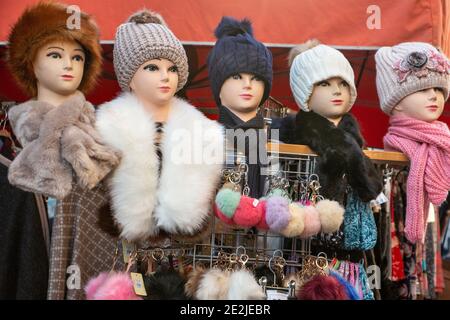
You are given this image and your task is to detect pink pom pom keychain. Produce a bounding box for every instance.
[214,163,266,228]
[85,247,142,300]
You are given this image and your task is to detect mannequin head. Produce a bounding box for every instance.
[289,40,357,123]
[113,10,189,122]
[391,87,445,122]
[7,2,102,99]
[130,58,179,107]
[308,77,352,124]
[219,73,265,120]
[113,10,188,94]
[33,40,85,99]
[375,42,450,117]
[207,17,273,117]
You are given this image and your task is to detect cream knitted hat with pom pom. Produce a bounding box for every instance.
[289,40,357,112]
[113,9,189,92]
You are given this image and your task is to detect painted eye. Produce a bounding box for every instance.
[318,81,329,87]
[47,52,61,59]
[168,66,178,73]
[231,74,242,80]
[252,75,263,81]
[144,64,158,71]
[341,81,349,87]
[73,55,84,62]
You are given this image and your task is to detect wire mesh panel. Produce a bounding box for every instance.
[192,221,312,270]
[193,149,321,276]
[264,151,318,202]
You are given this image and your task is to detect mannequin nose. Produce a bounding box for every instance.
[427,88,438,101]
[63,57,73,71]
[332,84,342,95]
[242,76,252,89]
[160,70,169,82]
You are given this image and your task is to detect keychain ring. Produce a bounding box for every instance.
[239,254,249,267]
[316,256,328,270]
[152,248,164,261]
[235,246,246,256]
[273,249,283,258]
[229,253,238,263]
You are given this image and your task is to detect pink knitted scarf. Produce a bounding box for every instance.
[384,115,450,243]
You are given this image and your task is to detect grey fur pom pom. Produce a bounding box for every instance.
[127,9,167,26]
[288,39,321,66]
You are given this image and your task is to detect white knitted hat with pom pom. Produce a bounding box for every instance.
[289,40,357,112]
[113,9,189,92]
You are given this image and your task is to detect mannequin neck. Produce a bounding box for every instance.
[311,110,343,127]
[219,105,265,130]
[140,97,172,123]
[327,116,343,127]
[222,105,258,123]
[36,85,78,107]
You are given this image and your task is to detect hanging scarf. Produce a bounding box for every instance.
[96,93,224,241]
[291,110,382,203]
[219,106,265,130]
[343,189,377,251]
[219,106,268,198]
[384,115,450,244]
[7,91,121,199]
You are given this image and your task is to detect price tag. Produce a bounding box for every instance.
[376,192,388,205]
[130,272,147,296]
[266,289,288,300]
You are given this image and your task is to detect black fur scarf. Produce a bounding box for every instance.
[281,111,382,203]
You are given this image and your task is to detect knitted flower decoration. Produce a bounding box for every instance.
[392,50,450,83]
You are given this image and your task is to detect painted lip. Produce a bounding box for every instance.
[61,74,74,80]
[240,94,253,100]
[331,99,343,104]
[426,105,439,111]
[158,86,171,92]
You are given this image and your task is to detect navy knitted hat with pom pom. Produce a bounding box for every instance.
[207,17,273,106]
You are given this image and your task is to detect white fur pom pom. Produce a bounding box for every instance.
[281,203,306,237]
[227,269,266,300]
[316,199,345,234]
[195,269,230,300]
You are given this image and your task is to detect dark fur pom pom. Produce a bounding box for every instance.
[214,16,253,39]
[143,269,188,300]
[298,274,349,300]
[127,9,166,25]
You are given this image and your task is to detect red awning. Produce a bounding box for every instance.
[1,0,449,53]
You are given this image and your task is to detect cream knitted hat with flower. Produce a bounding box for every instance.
[375,42,450,115]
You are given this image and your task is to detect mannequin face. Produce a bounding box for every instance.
[308,77,352,124]
[219,73,265,120]
[392,87,445,122]
[130,58,178,107]
[33,40,85,96]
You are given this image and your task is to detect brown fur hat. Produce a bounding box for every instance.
[7,1,102,97]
